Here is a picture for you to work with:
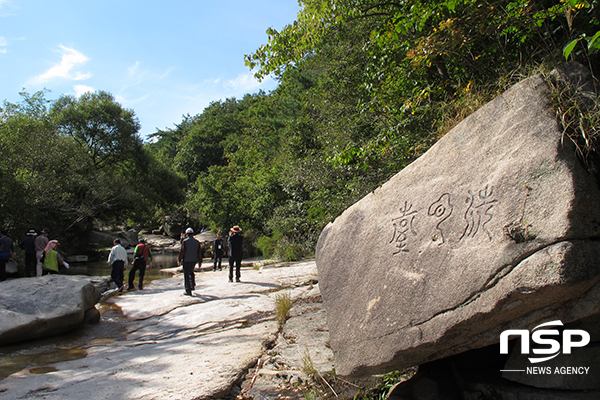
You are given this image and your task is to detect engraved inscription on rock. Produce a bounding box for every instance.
[389,185,498,255]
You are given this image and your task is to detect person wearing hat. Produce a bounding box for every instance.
[19,230,37,277]
[227,225,244,283]
[178,228,203,296]
[41,240,70,274]
[34,228,50,277]
[129,238,152,290]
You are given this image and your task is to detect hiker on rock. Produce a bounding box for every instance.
[178,227,203,296]
[19,230,37,277]
[212,232,224,271]
[0,230,15,281]
[34,228,50,277]
[227,225,243,283]
[129,238,151,290]
[108,239,128,292]
[41,240,70,274]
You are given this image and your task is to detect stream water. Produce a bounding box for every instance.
[0,252,180,381]
[63,252,180,282]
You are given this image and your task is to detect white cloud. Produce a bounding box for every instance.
[127,61,141,77]
[30,45,91,84]
[115,92,151,106]
[223,71,273,93]
[0,36,6,53]
[74,85,94,97]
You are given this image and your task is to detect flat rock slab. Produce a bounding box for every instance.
[0,261,318,400]
[316,65,600,377]
[0,275,101,345]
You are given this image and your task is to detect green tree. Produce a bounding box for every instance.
[51,90,143,171]
[1,90,186,253]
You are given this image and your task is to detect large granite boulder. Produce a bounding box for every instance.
[316,64,600,377]
[0,275,101,345]
[89,230,137,249]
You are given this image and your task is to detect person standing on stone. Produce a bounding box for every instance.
[34,228,50,277]
[19,230,37,277]
[129,238,152,290]
[108,239,128,292]
[227,225,243,283]
[41,240,70,274]
[0,230,16,282]
[178,228,203,296]
[211,232,224,271]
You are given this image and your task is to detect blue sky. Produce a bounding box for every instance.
[0,0,301,138]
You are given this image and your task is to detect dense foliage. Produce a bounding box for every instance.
[188,0,598,258]
[0,90,184,253]
[2,0,598,260]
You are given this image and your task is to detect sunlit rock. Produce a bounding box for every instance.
[316,63,600,377]
[0,275,101,345]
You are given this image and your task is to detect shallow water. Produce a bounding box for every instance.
[0,302,129,380]
[0,252,181,381]
[63,252,180,283]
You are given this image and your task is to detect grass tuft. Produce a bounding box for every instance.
[275,291,293,326]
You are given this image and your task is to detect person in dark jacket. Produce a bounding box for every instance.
[19,230,37,277]
[211,232,224,271]
[178,228,203,295]
[129,238,152,290]
[0,230,15,282]
[227,225,244,283]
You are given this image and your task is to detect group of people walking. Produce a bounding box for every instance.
[176,225,244,296]
[107,238,152,292]
[107,226,244,296]
[1,225,243,299]
[0,228,70,282]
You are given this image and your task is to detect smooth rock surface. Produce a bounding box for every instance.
[242,284,335,399]
[0,275,101,345]
[316,65,600,377]
[0,261,319,400]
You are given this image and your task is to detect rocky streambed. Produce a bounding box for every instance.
[0,260,335,400]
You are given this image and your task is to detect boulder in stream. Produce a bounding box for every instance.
[0,275,101,345]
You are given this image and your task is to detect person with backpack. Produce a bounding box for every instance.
[128,238,152,290]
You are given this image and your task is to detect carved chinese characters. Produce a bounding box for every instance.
[390,185,498,254]
[390,202,418,255]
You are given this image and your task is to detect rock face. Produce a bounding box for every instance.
[89,230,138,248]
[0,275,101,345]
[316,64,600,377]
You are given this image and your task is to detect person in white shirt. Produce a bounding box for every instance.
[108,239,128,291]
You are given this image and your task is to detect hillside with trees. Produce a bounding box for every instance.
[2,0,598,259]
